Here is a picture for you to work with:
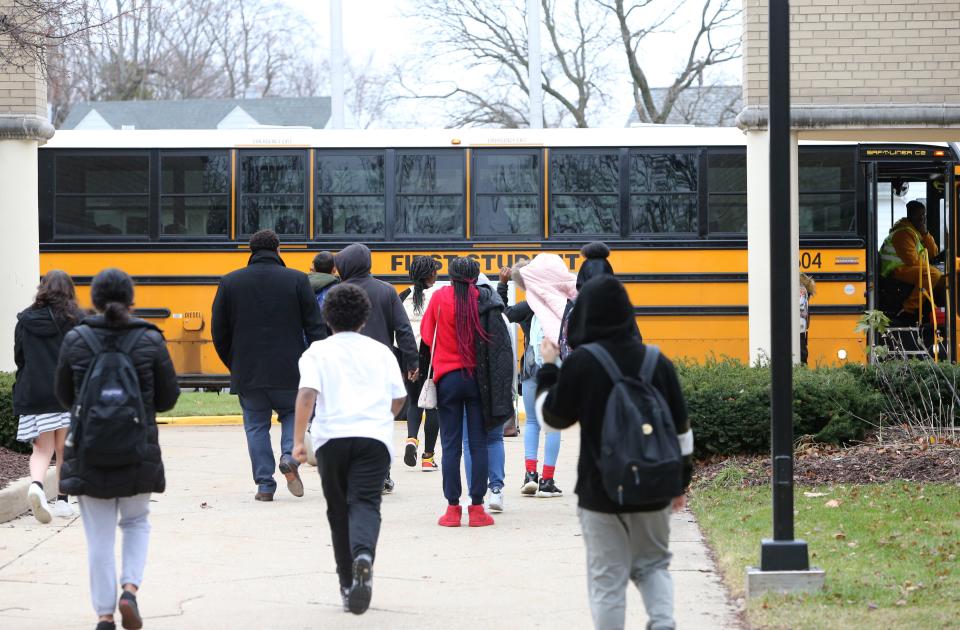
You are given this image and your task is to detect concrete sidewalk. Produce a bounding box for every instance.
[0,425,738,629]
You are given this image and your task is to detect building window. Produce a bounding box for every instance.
[629,152,699,234]
[395,151,464,238]
[240,153,306,236]
[707,151,747,234]
[550,151,620,236]
[799,148,857,233]
[315,152,385,237]
[160,153,230,237]
[473,151,541,238]
[54,155,149,236]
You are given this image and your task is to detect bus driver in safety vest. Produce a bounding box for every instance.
[879,200,945,317]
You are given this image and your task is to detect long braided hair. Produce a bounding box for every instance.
[408,255,441,315]
[448,257,489,368]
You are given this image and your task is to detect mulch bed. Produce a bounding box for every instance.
[695,431,960,487]
[0,447,30,490]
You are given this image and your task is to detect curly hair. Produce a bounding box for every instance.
[32,269,84,325]
[408,255,442,315]
[249,229,280,252]
[322,283,371,333]
[312,251,335,273]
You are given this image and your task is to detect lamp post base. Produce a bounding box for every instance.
[760,538,810,571]
[746,566,826,599]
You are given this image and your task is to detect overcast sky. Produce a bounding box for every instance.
[281,0,742,128]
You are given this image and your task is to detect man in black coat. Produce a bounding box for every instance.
[212,230,326,501]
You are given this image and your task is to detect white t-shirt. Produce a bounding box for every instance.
[298,332,407,456]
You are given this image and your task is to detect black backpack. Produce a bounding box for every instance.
[70,326,148,468]
[582,343,682,506]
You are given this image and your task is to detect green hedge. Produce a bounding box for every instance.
[676,360,884,458]
[0,372,28,453]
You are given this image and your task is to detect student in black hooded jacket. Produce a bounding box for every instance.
[14,270,85,523]
[536,275,693,630]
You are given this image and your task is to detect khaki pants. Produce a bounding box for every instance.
[578,506,675,630]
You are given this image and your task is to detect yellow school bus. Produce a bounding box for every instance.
[37,128,959,385]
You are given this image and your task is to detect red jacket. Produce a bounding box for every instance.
[421,286,475,381]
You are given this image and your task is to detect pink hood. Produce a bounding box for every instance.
[519,254,578,342]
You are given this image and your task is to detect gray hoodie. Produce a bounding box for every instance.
[335,243,418,372]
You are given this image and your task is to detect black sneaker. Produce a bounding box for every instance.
[118,591,143,629]
[403,439,418,467]
[96,622,116,630]
[340,586,351,612]
[278,454,304,497]
[537,477,563,498]
[382,476,395,495]
[521,471,539,496]
[348,554,373,615]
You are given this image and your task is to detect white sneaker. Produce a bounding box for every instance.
[27,484,51,524]
[487,488,504,513]
[50,499,77,518]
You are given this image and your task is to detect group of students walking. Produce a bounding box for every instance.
[12,228,693,629]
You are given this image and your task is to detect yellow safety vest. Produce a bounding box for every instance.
[879,225,925,278]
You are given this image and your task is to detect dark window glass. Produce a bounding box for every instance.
[630,153,697,193]
[799,193,856,233]
[552,153,619,193]
[55,196,149,236]
[474,195,540,236]
[241,195,304,235]
[708,153,746,193]
[161,197,228,236]
[476,154,538,193]
[707,194,747,233]
[161,155,229,194]
[316,154,384,194]
[630,194,697,233]
[56,156,149,194]
[398,153,462,194]
[552,195,620,234]
[242,155,303,194]
[798,149,855,191]
[316,196,385,236]
[397,196,464,237]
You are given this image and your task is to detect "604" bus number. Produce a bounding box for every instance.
[800,252,822,269]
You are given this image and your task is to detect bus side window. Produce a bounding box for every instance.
[473,150,541,239]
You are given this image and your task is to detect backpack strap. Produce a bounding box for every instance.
[640,345,660,383]
[582,343,623,383]
[74,325,102,355]
[120,328,147,355]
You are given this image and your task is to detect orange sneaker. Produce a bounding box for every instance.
[468,504,495,527]
[421,456,438,471]
[438,505,462,527]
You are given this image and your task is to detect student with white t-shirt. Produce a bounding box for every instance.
[293,283,407,616]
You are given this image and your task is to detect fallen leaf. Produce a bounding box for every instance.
[834,532,847,540]
[847,541,858,548]
[825,499,842,508]
[804,492,829,498]
[867,602,878,610]
[895,599,907,606]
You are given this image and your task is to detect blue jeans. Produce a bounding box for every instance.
[238,389,296,494]
[522,378,561,468]
[463,416,505,492]
[437,370,487,505]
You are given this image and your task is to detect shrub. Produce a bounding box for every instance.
[0,372,29,453]
[676,359,883,458]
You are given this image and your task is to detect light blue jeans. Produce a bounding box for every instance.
[462,414,506,491]
[522,377,560,467]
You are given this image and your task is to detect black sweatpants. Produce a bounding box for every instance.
[316,437,391,588]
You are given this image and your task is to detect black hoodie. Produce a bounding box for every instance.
[537,276,692,514]
[335,243,418,372]
[13,306,78,416]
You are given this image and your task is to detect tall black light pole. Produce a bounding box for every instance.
[761,0,810,571]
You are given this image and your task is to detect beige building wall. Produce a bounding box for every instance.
[0,1,55,372]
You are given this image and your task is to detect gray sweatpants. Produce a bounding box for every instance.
[78,494,151,616]
[577,506,675,630]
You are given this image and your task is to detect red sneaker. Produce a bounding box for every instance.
[438,505,462,527]
[468,504,495,527]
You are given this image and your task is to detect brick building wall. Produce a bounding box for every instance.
[743,0,960,110]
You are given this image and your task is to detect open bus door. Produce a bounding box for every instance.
[950,154,959,362]
[864,161,878,360]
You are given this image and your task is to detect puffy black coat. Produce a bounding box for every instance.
[475,285,515,430]
[55,316,180,498]
[211,249,326,393]
[13,307,78,416]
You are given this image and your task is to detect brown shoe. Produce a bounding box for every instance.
[279,455,304,497]
[503,426,520,437]
[254,492,274,502]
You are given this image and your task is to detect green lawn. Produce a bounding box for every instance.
[689,480,960,629]
[158,391,242,417]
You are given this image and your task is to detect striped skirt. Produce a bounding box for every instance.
[17,412,71,443]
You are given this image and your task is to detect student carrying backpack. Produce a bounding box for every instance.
[535,275,693,630]
[55,268,179,630]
